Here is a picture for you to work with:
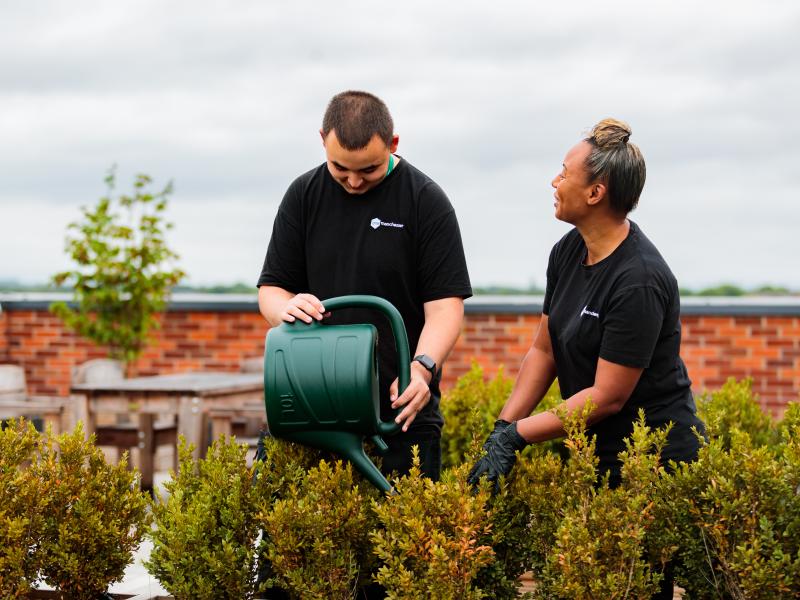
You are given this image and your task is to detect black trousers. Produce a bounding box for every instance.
[379,431,442,481]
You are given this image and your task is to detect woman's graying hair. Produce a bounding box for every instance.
[583,118,646,215]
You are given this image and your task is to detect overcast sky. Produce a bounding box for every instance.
[2,1,798,290]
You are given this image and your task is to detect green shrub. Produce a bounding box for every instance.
[146,436,262,600]
[531,408,672,599]
[0,419,44,599]
[697,377,775,448]
[440,361,563,468]
[140,376,799,599]
[440,362,513,468]
[257,457,380,599]
[664,426,800,599]
[474,444,565,599]
[33,423,150,600]
[370,453,495,600]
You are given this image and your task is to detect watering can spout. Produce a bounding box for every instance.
[283,430,394,494]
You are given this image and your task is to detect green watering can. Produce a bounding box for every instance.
[263,295,410,493]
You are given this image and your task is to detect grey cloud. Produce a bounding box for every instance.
[2,0,799,289]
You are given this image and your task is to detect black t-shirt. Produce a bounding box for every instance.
[258,159,472,434]
[543,221,704,474]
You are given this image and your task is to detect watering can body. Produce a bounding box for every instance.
[263,295,410,493]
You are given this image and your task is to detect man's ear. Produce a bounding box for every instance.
[587,182,607,207]
[389,134,399,154]
[320,129,328,146]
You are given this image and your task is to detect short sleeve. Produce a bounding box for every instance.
[256,183,308,292]
[416,183,472,302]
[542,243,559,315]
[599,285,666,368]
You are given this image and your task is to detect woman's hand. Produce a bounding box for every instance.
[467,421,528,493]
[482,419,512,452]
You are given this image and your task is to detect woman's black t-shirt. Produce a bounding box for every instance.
[543,221,704,475]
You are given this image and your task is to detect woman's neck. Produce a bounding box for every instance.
[578,218,630,266]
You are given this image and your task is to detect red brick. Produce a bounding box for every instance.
[684,347,718,358]
[766,360,793,370]
[475,326,506,335]
[736,338,766,350]
[462,335,492,344]
[751,327,779,336]
[769,339,796,348]
[494,314,523,323]
[703,359,729,367]
[495,336,523,345]
[703,337,735,347]
[684,327,716,336]
[731,357,765,369]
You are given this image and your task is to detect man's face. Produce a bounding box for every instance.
[321,130,399,195]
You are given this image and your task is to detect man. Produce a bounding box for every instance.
[257,90,472,481]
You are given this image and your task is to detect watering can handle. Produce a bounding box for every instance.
[322,295,410,436]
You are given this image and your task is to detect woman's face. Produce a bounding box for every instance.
[550,141,594,224]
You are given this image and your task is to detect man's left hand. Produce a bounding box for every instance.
[389,362,433,432]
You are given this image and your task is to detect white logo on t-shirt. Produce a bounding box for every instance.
[580,305,600,319]
[370,218,404,230]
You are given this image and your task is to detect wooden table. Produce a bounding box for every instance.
[70,372,265,488]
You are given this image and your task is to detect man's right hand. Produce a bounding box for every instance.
[280,293,327,324]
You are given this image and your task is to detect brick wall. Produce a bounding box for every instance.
[447,311,800,416]
[1,295,798,415]
[0,306,266,395]
[0,307,8,362]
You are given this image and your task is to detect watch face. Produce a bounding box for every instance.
[415,354,435,371]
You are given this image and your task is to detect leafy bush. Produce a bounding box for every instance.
[473,444,565,599]
[258,458,380,599]
[529,408,673,599]
[146,436,262,600]
[440,361,563,468]
[0,419,44,599]
[663,427,800,599]
[33,423,150,599]
[440,362,513,468]
[370,453,495,600]
[142,377,800,599]
[697,377,775,447]
[51,169,185,365]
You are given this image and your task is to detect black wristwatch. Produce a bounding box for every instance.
[412,354,437,380]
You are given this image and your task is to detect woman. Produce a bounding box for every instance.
[468,119,705,596]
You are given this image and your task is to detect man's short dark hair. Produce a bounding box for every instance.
[322,91,394,150]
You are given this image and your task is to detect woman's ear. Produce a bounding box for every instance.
[587,182,607,206]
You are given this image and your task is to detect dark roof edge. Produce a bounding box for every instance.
[2,293,800,316]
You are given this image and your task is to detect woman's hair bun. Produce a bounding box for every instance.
[589,118,632,147]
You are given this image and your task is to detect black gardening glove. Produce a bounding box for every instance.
[482,419,512,452]
[467,421,527,493]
